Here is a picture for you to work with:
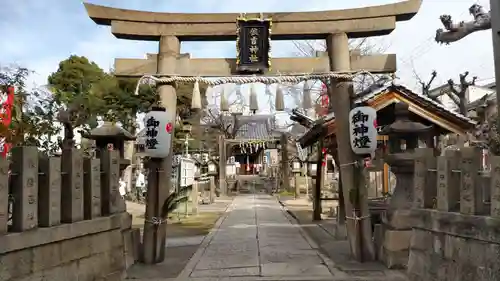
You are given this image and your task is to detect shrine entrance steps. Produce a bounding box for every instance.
[234,175,276,194]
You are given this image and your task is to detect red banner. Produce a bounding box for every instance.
[0,86,14,158]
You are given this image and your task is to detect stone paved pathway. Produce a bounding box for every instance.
[176,194,338,281]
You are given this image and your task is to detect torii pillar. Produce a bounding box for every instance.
[327,33,375,261]
[142,36,180,264]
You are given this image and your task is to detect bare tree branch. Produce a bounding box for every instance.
[435,4,491,44]
[445,71,477,116]
[412,66,437,98]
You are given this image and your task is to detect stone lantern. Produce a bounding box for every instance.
[378,102,433,268]
[207,159,218,176]
[380,103,433,210]
[81,121,135,174]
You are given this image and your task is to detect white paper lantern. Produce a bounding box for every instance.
[348,106,378,155]
[143,109,174,158]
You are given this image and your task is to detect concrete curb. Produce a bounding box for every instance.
[174,198,235,280]
[276,198,348,278]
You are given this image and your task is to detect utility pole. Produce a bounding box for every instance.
[490,0,500,128]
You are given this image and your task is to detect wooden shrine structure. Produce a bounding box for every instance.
[84,0,423,264]
[299,82,476,193]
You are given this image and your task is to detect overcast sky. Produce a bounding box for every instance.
[0,0,494,98]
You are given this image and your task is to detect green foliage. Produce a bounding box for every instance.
[2,54,203,155]
[47,55,158,134]
[48,56,103,95]
[160,191,189,219]
[0,66,61,154]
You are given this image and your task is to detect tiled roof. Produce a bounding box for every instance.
[224,114,278,140]
[355,82,476,125]
[297,81,477,148]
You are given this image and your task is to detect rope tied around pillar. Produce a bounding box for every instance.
[345,211,370,227]
[146,217,168,226]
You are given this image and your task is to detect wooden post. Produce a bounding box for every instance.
[10,147,39,232]
[192,181,199,215]
[294,172,301,199]
[383,163,389,194]
[332,153,346,226]
[327,33,374,261]
[38,156,61,227]
[218,135,227,195]
[83,158,102,219]
[0,157,9,234]
[313,141,323,221]
[209,176,215,203]
[281,134,290,193]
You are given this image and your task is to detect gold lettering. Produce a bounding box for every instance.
[250,45,259,54]
[250,36,258,45]
[249,54,259,62]
[249,28,259,36]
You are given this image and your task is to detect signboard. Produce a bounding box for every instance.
[264,149,278,165]
[349,106,378,155]
[236,17,271,73]
[178,157,195,188]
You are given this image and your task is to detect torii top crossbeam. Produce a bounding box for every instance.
[84,0,422,41]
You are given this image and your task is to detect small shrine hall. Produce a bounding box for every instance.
[298,82,477,193]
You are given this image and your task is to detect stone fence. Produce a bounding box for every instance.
[0,146,136,281]
[407,147,500,281]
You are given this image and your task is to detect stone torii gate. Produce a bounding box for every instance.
[84,0,422,264]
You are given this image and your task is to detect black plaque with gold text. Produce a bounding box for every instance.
[236,18,271,74]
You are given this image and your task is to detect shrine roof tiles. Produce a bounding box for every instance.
[297,82,476,148]
[355,82,476,125]
[225,114,278,140]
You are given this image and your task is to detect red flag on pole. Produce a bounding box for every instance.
[0,86,14,158]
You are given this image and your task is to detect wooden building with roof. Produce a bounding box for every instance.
[298,82,477,193]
